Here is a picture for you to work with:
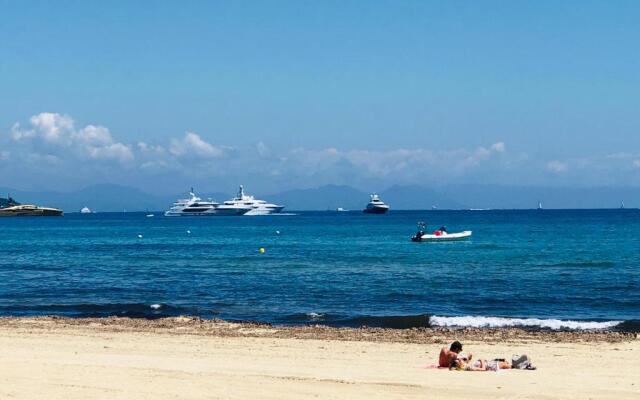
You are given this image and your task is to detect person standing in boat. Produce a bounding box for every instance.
[415,222,426,241]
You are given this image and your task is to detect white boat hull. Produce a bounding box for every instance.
[243,205,285,216]
[412,230,472,242]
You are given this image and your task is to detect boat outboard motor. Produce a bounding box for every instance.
[412,221,426,242]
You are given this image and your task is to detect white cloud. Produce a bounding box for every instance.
[280,142,507,181]
[256,141,271,157]
[26,153,60,165]
[491,142,506,152]
[12,113,75,143]
[546,160,568,173]
[85,142,134,162]
[11,112,133,163]
[633,160,640,168]
[73,125,114,146]
[169,132,224,158]
[137,142,166,154]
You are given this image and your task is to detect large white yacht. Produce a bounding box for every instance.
[222,185,284,216]
[164,189,251,217]
[363,194,389,214]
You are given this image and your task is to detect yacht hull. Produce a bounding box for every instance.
[164,209,249,217]
[0,207,63,217]
[363,206,389,214]
[244,205,285,216]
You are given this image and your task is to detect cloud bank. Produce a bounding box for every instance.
[2,112,639,192]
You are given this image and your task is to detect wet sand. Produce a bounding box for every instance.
[1,317,638,399]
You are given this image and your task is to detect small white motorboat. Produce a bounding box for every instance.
[411,230,472,242]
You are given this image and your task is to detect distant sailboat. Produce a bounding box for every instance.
[620,201,625,209]
[537,201,543,210]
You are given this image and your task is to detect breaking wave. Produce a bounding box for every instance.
[430,315,623,330]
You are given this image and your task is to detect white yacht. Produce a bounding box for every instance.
[363,194,389,214]
[164,188,251,217]
[222,185,284,216]
[80,206,92,214]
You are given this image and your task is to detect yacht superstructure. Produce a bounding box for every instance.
[363,194,389,214]
[164,189,251,216]
[222,185,284,216]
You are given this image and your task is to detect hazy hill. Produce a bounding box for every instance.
[379,185,464,210]
[440,184,639,209]
[266,185,367,211]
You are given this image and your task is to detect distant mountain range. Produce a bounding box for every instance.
[0,183,638,212]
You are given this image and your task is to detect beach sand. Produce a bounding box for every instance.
[1,317,638,400]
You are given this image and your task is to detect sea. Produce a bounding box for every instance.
[1,209,639,331]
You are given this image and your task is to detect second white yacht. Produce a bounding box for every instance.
[164,189,251,216]
[222,185,284,216]
[363,194,390,214]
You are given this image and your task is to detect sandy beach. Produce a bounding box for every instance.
[0,317,637,400]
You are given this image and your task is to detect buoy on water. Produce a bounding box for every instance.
[137,234,143,239]
[187,230,191,234]
[259,247,266,254]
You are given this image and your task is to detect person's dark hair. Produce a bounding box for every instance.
[450,341,463,352]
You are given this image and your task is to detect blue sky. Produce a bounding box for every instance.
[1,1,639,194]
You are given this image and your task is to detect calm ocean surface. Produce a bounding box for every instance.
[1,210,639,331]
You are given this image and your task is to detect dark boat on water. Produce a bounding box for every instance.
[0,196,63,217]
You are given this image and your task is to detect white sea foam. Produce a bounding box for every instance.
[430,315,622,330]
[306,312,324,320]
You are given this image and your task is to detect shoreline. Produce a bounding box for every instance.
[1,316,636,343]
[2,316,638,399]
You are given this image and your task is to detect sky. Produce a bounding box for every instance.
[1,1,639,195]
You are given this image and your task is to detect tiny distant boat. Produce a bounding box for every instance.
[146,213,155,218]
[363,194,389,214]
[537,201,543,210]
[80,206,92,214]
[336,207,348,212]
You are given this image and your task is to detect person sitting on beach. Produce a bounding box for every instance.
[438,341,472,368]
[450,358,511,371]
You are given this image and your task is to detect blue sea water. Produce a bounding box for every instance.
[1,210,639,331]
